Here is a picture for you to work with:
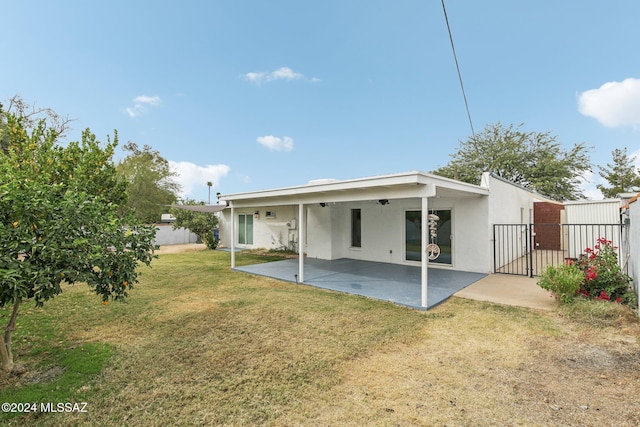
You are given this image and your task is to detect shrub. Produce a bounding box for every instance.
[204,230,219,250]
[537,264,584,304]
[574,238,637,307]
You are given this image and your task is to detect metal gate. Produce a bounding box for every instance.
[493,223,628,277]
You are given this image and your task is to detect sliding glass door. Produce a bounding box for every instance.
[405,209,452,264]
[238,213,254,245]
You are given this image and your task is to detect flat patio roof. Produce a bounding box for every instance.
[234,258,487,310]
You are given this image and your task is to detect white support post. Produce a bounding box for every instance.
[298,203,305,283]
[421,196,429,308]
[230,204,236,269]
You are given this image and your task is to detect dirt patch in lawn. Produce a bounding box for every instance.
[285,299,640,427]
[155,243,207,254]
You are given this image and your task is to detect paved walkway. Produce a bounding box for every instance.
[454,273,557,310]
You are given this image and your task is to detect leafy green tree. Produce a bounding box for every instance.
[116,142,181,224]
[596,147,640,198]
[170,199,219,249]
[0,104,157,372]
[1,95,72,153]
[433,122,592,201]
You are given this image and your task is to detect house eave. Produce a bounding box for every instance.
[219,171,489,208]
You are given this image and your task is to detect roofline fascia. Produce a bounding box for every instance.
[220,171,488,203]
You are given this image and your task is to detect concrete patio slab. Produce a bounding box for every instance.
[234,258,487,310]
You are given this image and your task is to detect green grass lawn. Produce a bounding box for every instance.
[1,249,639,426]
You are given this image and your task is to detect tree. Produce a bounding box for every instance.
[0,104,157,372]
[433,122,592,201]
[170,199,219,249]
[1,95,73,153]
[116,142,181,224]
[596,147,640,198]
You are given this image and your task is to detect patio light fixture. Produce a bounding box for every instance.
[378,199,389,206]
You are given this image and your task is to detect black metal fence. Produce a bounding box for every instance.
[493,223,628,277]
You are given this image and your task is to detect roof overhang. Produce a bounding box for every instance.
[219,171,489,208]
[169,204,227,213]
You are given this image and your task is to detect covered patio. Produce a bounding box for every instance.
[234,258,487,310]
[221,171,493,309]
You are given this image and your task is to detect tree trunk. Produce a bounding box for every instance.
[1,300,20,372]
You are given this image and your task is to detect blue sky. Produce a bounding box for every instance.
[3,0,639,202]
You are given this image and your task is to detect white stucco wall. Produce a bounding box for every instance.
[448,196,491,273]
[482,173,542,270]
[303,196,490,273]
[482,173,536,225]
[306,204,333,258]
[219,205,298,250]
[627,199,639,314]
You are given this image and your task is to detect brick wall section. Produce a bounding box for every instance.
[534,202,564,250]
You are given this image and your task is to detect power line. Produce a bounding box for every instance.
[441,0,476,140]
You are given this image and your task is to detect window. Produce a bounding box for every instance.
[265,211,276,219]
[238,213,253,245]
[351,208,361,248]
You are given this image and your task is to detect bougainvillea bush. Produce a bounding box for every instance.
[539,238,637,307]
[574,238,637,307]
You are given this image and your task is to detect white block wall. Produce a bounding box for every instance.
[154,225,199,245]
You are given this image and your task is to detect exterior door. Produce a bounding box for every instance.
[238,213,254,245]
[405,209,452,265]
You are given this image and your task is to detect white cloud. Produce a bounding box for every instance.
[134,95,161,105]
[126,95,162,118]
[578,170,604,200]
[633,149,640,168]
[256,135,294,152]
[243,72,266,84]
[578,78,640,128]
[242,67,318,84]
[169,160,230,199]
[270,67,302,80]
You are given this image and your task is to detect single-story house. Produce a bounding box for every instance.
[218,171,556,308]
